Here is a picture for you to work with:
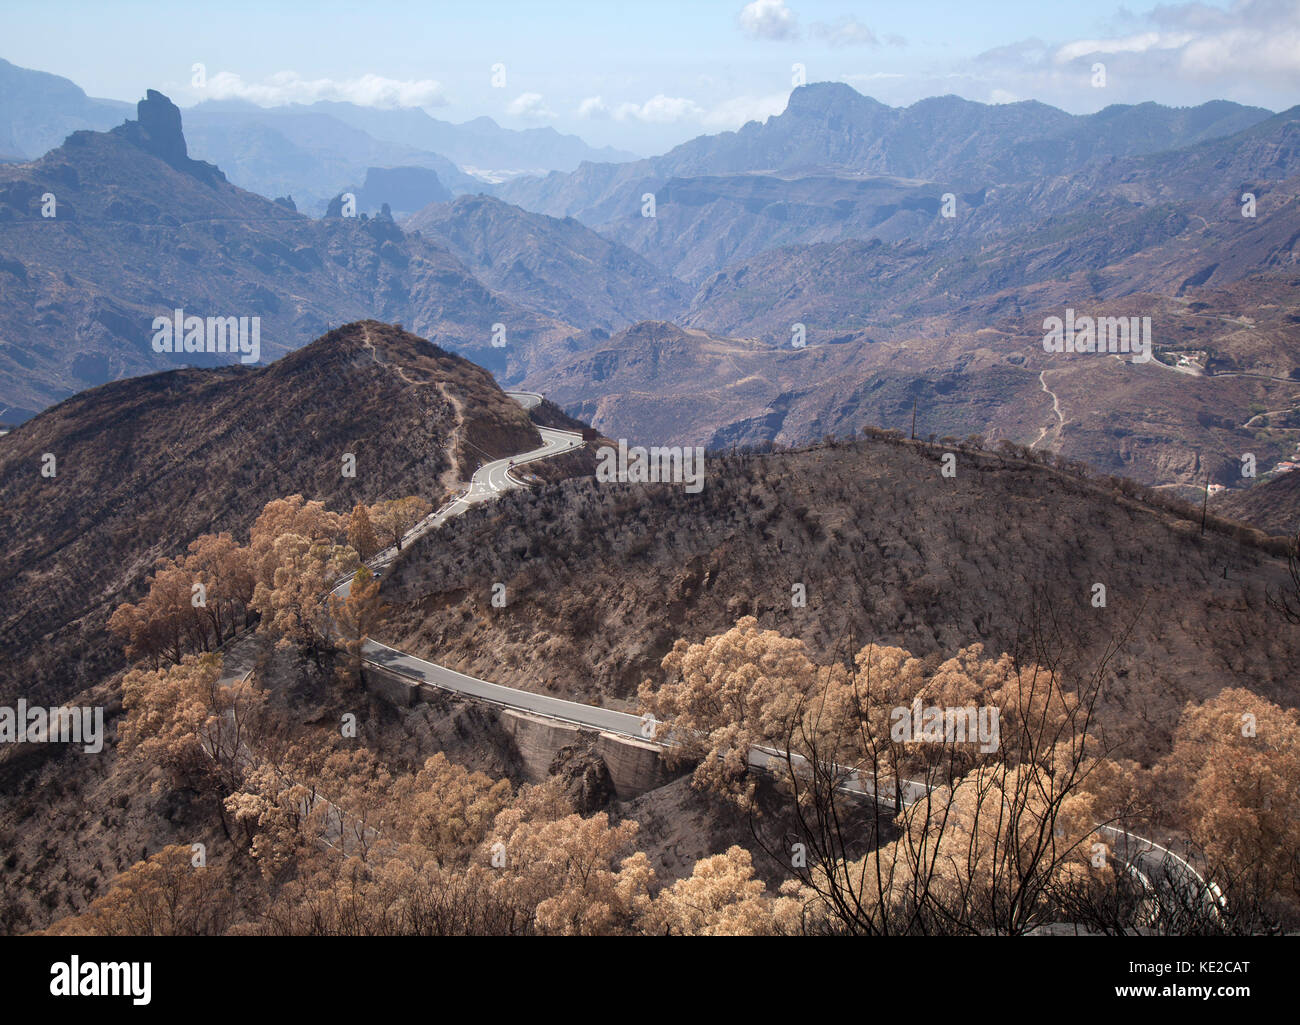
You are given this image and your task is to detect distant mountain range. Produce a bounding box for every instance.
[0,90,599,419]
[180,100,636,212]
[496,84,1300,498]
[0,58,130,159]
[1,66,1298,512]
[0,59,635,214]
[404,193,689,331]
[293,100,637,175]
[497,82,1274,268]
[179,102,487,210]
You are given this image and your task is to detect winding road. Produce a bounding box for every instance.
[1030,369,1065,451]
[333,396,635,735]
[332,391,1217,919]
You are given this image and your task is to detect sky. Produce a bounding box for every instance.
[5,0,1300,156]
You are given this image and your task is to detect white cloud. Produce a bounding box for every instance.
[613,95,706,123]
[204,70,446,108]
[978,0,1300,95]
[506,92,556,120]
[975,38,1050,67]
[700,92,790,128]
[577,96,609,119]
[811,16,879,48]
[843,72,905,84]
[1180,28,1291,80]
[602,92,786,128]
[1053,31,1194,64]
[1174,13,1300,86]
[738,0,799,41]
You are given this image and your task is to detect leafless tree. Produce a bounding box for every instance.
[1266,530,1300,624]
[750,603,1154,935]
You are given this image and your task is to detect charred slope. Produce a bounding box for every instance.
[0,321,542,707]
[377,434,1299,761]
[1217,469,1300,536]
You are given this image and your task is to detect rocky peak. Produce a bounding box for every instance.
[135,89,187,162]
[111,89,225,184]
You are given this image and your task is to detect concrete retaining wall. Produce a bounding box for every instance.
[501,710,584,782]
[361,663,419,706]
[497,709,681,798]
[365,670,684,799]
[595,732,677,797]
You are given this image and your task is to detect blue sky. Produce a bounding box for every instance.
[5,0,1299,155]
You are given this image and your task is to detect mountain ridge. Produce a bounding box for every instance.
[496,82,1273,225]
[0,319,547,708]
[0,91,579,420]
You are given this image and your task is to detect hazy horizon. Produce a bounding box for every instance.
[4,0,1298,156]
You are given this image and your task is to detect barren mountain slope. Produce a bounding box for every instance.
[1216,468,1300,535]
[405,193,689,330]
[377,434,1300,761]
[0,321,540,707]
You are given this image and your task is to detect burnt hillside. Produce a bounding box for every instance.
[379,433,1300,761]
[0,320,541,706]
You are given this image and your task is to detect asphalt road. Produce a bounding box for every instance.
[361,638,645,737]
[336,394,1216,910]
[335,421,584,589]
